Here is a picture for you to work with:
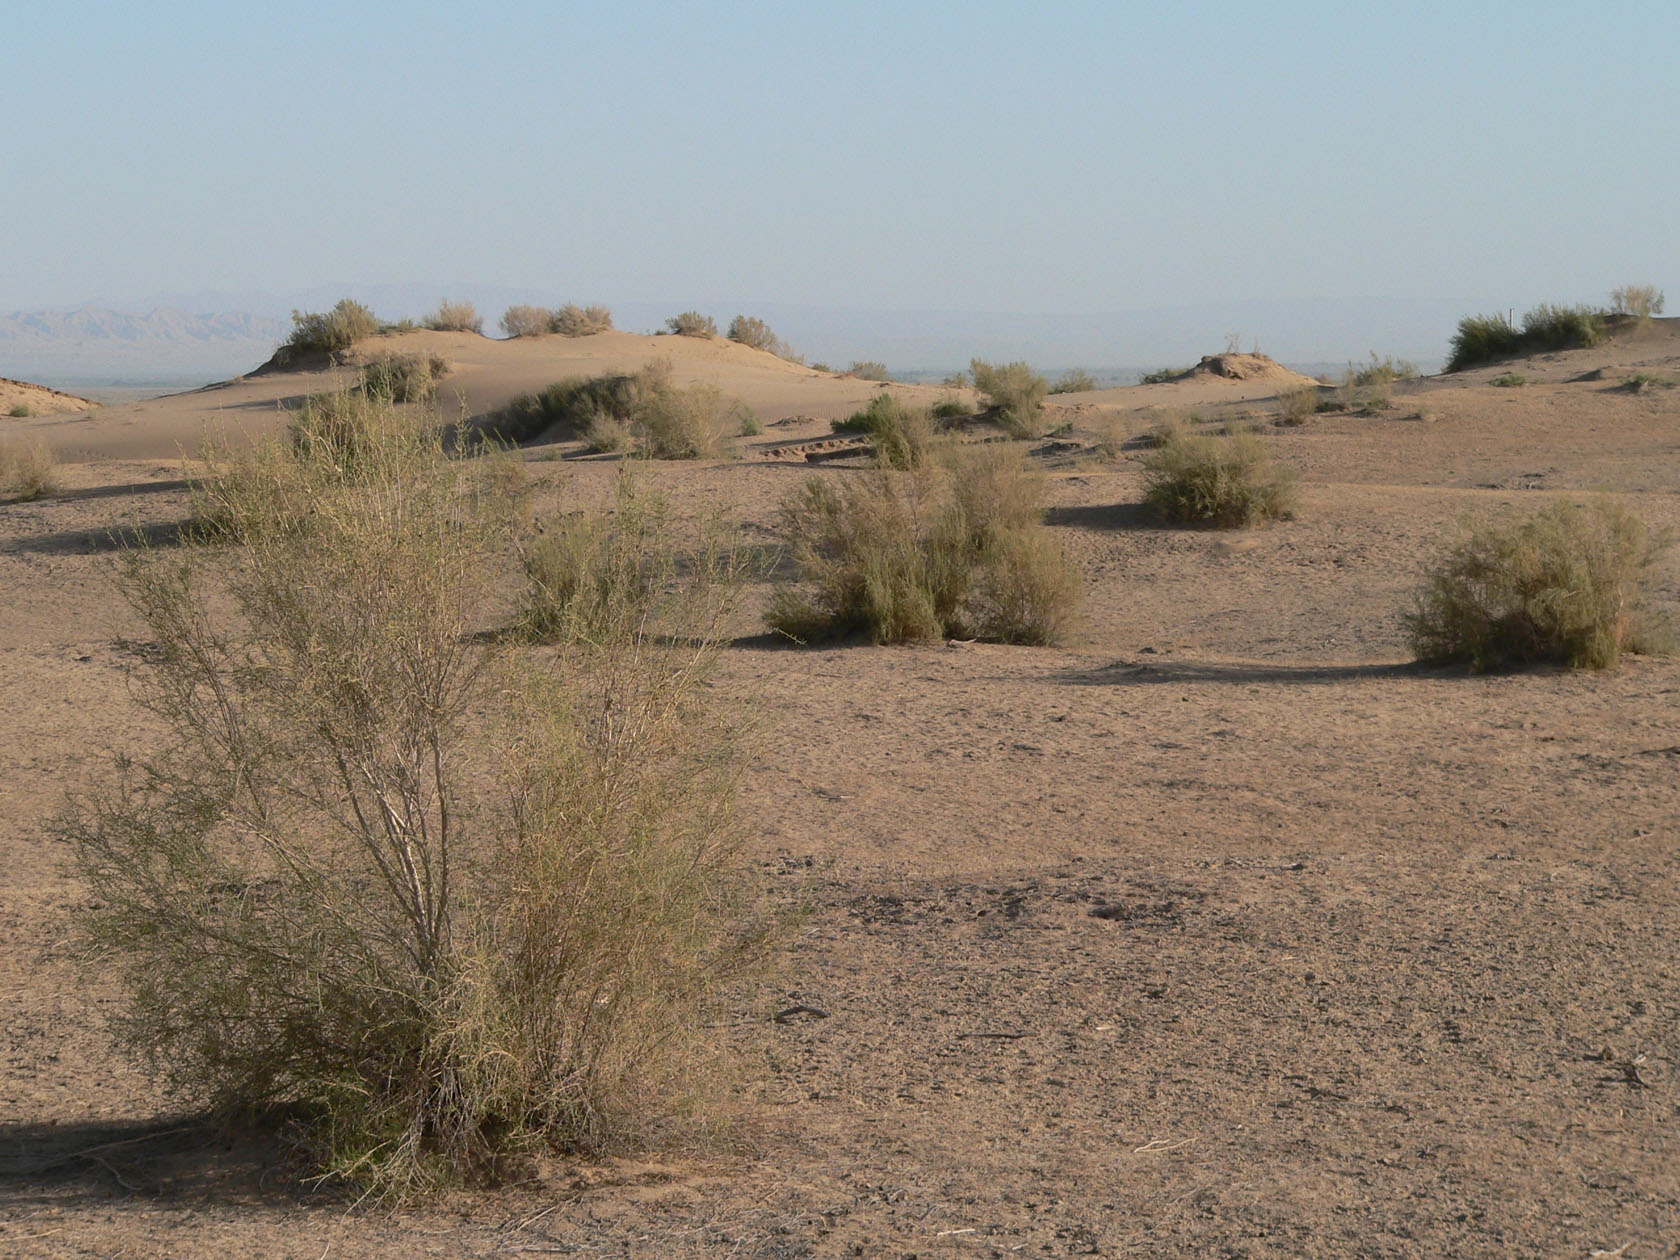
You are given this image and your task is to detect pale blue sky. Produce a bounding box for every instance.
[7,1,1678,359]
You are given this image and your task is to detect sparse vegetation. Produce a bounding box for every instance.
[768,444,1081,646]
[931,396,972,421]
[494,362,738,457]
[1446,303,1607,372]
[1406,498,1672,671]
[500,305,552,338]
[1610,284,1664,321]
[847,361,892,382]
[424,299,483,334]
[0,436,60,500]
[1618,372,1673,393]
[666,311,717,338]
[9,403,33,418]
[64,394,766,1196]
[551,304,614,336]
[1142,425,1296,527]
[281,299,381,359]
[634,379,739,459]
[727,315,779,352]
[970,359,1049,438]
[359,352,451,404]
[942,371,971,389]
[1352,354,1420,387]
[1490,373,1528,388]
[1050,369,1097,395]
[832,394,935,469]
[1139,366,1187,385]
[1275,383,1319,426]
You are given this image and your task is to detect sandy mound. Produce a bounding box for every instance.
[0,375,92,417]
[1179,353,1318,385]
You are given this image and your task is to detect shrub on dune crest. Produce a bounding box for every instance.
[1610,284,1664,321]
[768,443,1081,645]
[64,395,767,1195]
[500,305,553,338]
[551,304,614,336]
[666,311,717,338]
[424,299,483,334]
[1446,302,1607,372]
[1406,498,1673,671]
[282,299,381,359]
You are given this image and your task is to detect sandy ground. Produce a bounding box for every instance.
[3,324,1679,1258]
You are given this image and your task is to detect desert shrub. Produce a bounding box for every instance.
[359,352,450,404]
[1445,314,1522,372]
[1051,369,1097,395]
[584,415,636,454]
[727,315,779,352]
[768,444,1080,645]
[942,371,971,389]
[65,398,765,1196]
[500,305,554,338]
[666,311,717,338]
[1522,303,1606,352]
[283,299,381,358]
[8,403,32,418]
[1490,373,1527,387]
[634,379,737,459]
[738,411,763,437]
[970,359,1049,438]
[495,364,667,444]
[424,299,483,334]
[1339,364,1393,413]
[1353,353,1420,386]
[831,394,935,469]
[1275,383,1319,426]
[1610,284,1665,320]
[931,396,972,421]
[847,360,891,381]
[494,363,736,458]
[551,304,614,336]
[1405,498,1672,671]
[0,435,60,500]
[1139,366,1187,385]
[1620,372,1674,393]
[1142,426,1296,528]
[810,361,832,373]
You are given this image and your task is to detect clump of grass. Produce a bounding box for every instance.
[65,397,768,1198]
[1445,314,1522,372]
[1275,383,1319,426]
[831,394,935,469]
[0,436,61,500]
[1447,303,1608,372]
[551,304,613,336]
[737,411,763,437]
[1618,372,1673,393]
[1141,426,1296,528]
[281,299,381,360]
[666,311,717,338]
[1339,364,1393,414]
[1050,369,1097,395]
[8,403,33,418]
[1490,373,1528,388]
[847,360,892,382]
[359,352,450,404]
[768,444,1081,645]
[501,305,553,338]
[1352,353,1420,386]
[1610,284,1664,320]
[970,359,1049,438]
[424,299,483,334]
[930,396,972,421]
[1406,498,1673,671]
[1139,366,1187,385]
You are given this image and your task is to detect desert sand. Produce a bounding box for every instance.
[3,321,1678,1257]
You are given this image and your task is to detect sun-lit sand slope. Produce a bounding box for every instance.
[3,319,1679,1257]
[0,377,91,418]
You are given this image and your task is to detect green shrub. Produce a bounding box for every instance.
[1352,353,1420,386]
[1139,366,1187,385]
[810,361,833,373]
[738,411,763,437]
[1275,383,1319,426]
[1406,498,1672,671]
[1050,369,1097,394]
[970,359,1049,438]
[1610,284,1665,320]
[8,403,32,418]
[768,444,1080,645]
[666,311,717,338]
[930,396,972,421]
[1490,373,1527,388]
[831,394,934,469]
[66,400,765,1197]
[634,379,738,459]
[424,299,483,334]
[847,360,892,382]
[551,304,613,336]
[1619,372,1674,393]
[727,315,779,352]
[359,352,450,404]
[0,435,60,500]
[1445,314,1522,372]
[500,305,553,338]
[1521,303,1605,352]
[282,299,381,359]
[495,365,665,444]
[1142,426,1296,527]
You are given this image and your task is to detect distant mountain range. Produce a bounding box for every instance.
[0,307,289,387]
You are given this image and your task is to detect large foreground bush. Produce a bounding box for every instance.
[1405,498,1673,671]
[768,443,1082,645]
[64,393,765,1194]
[1141,424,1296,527]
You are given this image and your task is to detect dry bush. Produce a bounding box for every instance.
[359,352,450,403]
[1352,353,1420,386]
[424,299,483,334]
[551,304,614,336]
[1142,426,1296,528]
[1610,284,1665,320]
[1050,369,1097,394]
[1406,498,1673,671]
[634,379,740,459]
[666,311,717,338]
[64,398,767,1195]
[500,305,554,338]
[768,444,1081,645]
[0,435,61,500]
[727,315,779,352]
[282,299,381,359]
[846,360,892,382]
[495,364,669,444]
[970,359,1049,438]
[831,394,936,469]
[1275,383,1319,426]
